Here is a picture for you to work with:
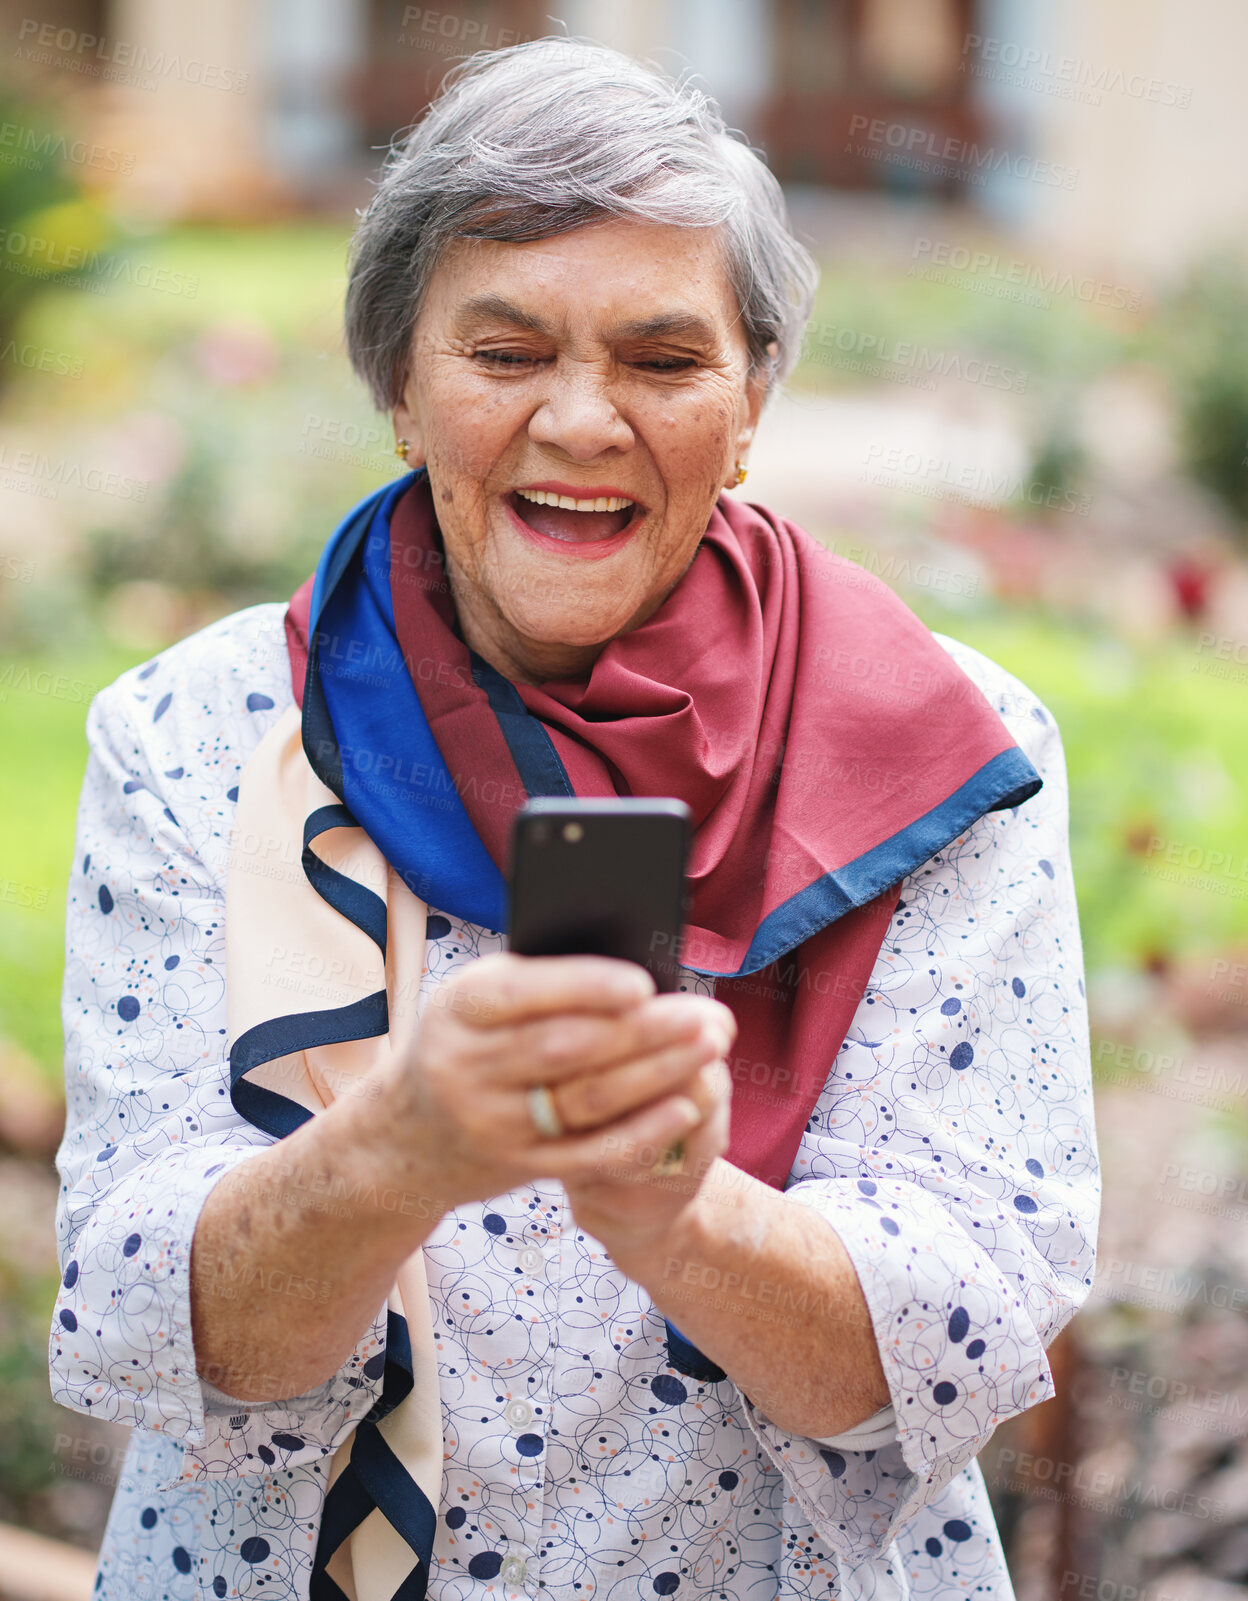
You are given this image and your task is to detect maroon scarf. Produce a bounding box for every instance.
[288,474,1038,1188]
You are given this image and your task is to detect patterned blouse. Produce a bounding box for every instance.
[50,601,1099,1600]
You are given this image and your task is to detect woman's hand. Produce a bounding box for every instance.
[362,951,735,1217]
[191,953,733,1403]
[559,1058,734,1257]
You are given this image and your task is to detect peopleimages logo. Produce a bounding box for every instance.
[994,1448,1225,1520]
[0,228,199,297]
[1093,1038,1247,1105]
[860,443,1091,514]
[0,664,101,704]
[802,318,1027,391]
[0,445,146,499]
[14,19,249,93]
[398,5,529,51]
[1096,1256,1248,1313]
[910,238,1142,311]
[846,114,1079,189]
[0,339,82,377]
[0,121,134,174]
[960,34,1193,110]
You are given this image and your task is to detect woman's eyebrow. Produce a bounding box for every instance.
[454,297,719,347]
[610,311,719,344]
[456,293,550,333]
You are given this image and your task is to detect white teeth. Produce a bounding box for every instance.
[516,488,634,513]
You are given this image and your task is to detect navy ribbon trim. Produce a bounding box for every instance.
[471,651,575,801]
[309,468,507,928]
[229,1075,313,1143]
[304,804,389,956]
[310,1310,427,1600]
[303,555,354,804]
[352,1425,437,1590]
[310,1433,432,1601]
[230,993,390,1111]
[313,1424,433,1601]
[229,486,436,1600]
[309,1473,370,1599]
[308,479,397,663]
[302,485,393,800]
[663,1321,728,1384]
[365,1309,414,1423]
[317,1463,374,1553]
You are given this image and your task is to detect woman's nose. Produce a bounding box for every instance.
[527,366,635,461]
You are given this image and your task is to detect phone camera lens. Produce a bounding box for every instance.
[531,822,550,845]
[562,822,584,843]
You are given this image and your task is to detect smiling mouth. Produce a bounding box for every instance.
[509,487,638,543]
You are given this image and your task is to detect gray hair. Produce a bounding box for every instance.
[344,36,818,410]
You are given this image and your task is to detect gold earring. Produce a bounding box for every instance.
[395,438,410,461]
[733,463,747,487]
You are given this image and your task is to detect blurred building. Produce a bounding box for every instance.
[5,0,1247,282]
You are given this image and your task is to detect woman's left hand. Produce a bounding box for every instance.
[562,1058,733,1256]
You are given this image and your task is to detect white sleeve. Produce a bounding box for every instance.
[733,661,1100,1567]
[808,1403,898,1452]
[49,647,389,1482]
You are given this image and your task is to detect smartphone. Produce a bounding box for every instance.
[507,797,691,992]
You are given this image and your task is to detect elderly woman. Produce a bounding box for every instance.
[51,37,1098,1601]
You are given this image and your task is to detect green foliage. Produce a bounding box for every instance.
[1151,254,1248,531]
[795,254,1135,507]
[5,224,391,638]
[919,606,1248,975]
[0,1258,63,1507]
[0,647,144,1078]
[0,75,115,355]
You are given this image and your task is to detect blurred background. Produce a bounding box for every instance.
[0,1,1246,1596]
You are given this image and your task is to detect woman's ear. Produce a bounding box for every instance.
[725,343,775,486]
[392,397,427,468]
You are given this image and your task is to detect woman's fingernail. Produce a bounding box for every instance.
[629,966,658,995]
[671,1096,702,1130]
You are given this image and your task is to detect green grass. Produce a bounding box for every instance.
[3,614,1245,1084]
[920,605,1248,973]
[19,221,354,350]
[792,256,1138,425]
[0,647,146,1080]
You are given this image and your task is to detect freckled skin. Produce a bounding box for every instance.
[393,220,768,684]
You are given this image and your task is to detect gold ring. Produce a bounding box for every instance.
[528,1084,564,1139]
[651,1139,686,1176]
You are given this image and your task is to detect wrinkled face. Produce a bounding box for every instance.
[393,218,767,683]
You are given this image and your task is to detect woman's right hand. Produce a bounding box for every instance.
[192,951,732,1403]
[363,952,736,1215]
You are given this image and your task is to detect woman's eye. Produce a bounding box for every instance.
[472,350,694,372]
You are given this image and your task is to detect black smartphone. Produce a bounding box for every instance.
[507,797,691,992]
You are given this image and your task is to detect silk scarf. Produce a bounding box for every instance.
[228,467,1042,1599]
[286,468,1040,1195]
